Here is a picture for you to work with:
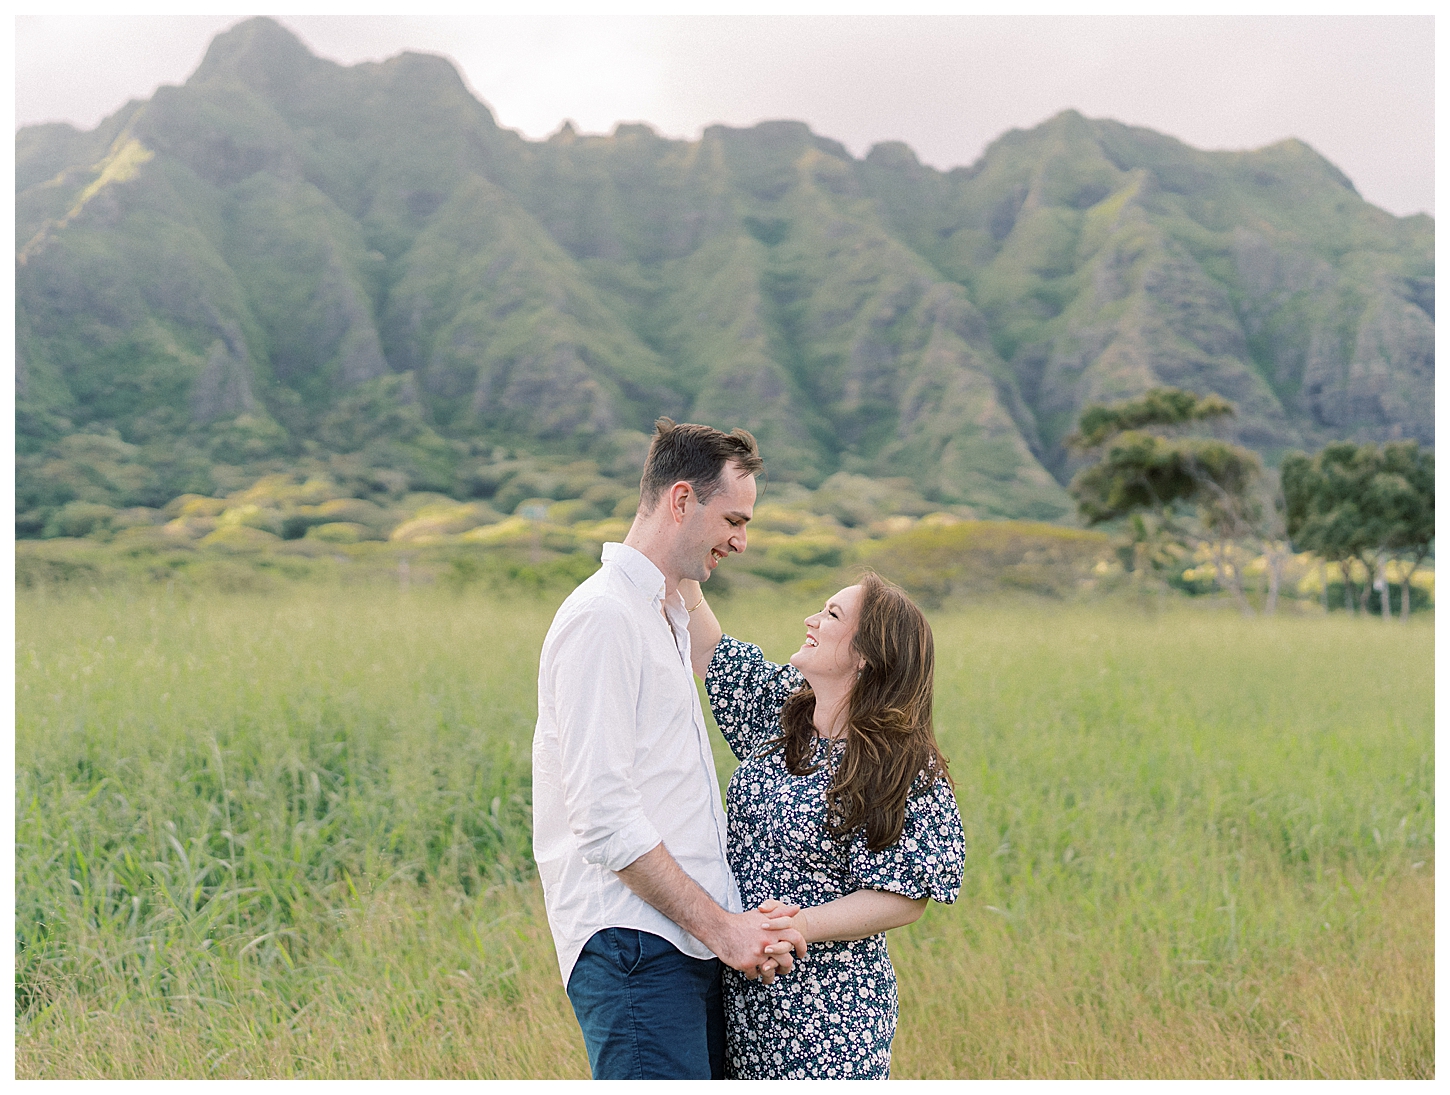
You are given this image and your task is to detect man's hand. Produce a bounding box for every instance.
[750,900,807,983]
[702,906,806,984]
[614,844,806,983]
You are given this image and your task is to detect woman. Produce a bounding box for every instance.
[680,570,965,1080]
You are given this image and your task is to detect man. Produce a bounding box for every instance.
[533,418,807,1080]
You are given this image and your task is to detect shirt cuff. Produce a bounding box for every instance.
[582,816,664,873]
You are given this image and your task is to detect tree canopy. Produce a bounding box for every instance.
[1071,389,1235,450]
[1067,387,1269,612]
[1069,387,1258,526]
[1282,440,1434,619]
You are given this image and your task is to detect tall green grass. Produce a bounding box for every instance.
[15,584,1433,1078]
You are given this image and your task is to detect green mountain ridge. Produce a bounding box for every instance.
[16,17,1433,533]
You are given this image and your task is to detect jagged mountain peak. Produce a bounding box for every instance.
[188,16,330,91]
[13,25,1433,536]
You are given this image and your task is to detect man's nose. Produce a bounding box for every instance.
[730,527,747,553]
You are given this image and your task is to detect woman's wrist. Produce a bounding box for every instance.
[680,578,706,612]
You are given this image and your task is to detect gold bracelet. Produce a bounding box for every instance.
[688,593,706,612]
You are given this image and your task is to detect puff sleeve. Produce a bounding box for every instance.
[847,769,966,904]
[704,635,805,762]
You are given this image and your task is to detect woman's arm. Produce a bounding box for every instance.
[758,890,927,944]
[679,578,723,679]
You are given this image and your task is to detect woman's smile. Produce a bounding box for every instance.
[790,584,864,681]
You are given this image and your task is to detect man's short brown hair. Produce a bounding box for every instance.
[638,417,763,514]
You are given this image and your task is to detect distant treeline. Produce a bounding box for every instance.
[1065,388,1434,620]
[15,461,1431,616]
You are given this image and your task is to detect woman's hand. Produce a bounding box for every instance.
[744,899,803,981]
[758,898,812,944]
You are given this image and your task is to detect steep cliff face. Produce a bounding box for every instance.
[15,18,1433,527]
[862,111,1433,473]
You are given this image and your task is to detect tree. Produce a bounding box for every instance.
[1073,388,1235,448]
[1376,442,1434,623]
[1281,441,1434,622]
[1282,444,1375,613]
[1069,388,1264,613]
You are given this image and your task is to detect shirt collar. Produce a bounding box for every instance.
[601,542,670,606]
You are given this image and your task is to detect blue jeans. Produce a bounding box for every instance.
[566,928,725,1079]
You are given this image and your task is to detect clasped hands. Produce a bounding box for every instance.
[735,898,809,985]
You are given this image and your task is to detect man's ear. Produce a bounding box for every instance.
[669,481,693,525]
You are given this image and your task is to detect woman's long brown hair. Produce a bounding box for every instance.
[773,570,951,852]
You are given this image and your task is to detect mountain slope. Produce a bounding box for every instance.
[15,18,1433,533]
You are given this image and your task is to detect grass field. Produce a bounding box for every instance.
[14,581,1434,1078]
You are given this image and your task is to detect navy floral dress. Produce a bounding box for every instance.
[705,636,966,1080]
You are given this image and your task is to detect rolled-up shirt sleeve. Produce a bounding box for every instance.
[548,603,663,871]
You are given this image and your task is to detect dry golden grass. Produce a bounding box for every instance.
[18,870,1430,1079]
[891,869,1433,1079]
[18,883,590,1080]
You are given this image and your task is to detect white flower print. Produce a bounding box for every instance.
[707,636,967,1080]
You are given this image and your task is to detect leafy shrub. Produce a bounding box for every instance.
[308,523,369,544]
[774,536,844,568]
[862,520,1111,606]
[15,553,101,589]
[198,526,283,552]
[43,501,117,539]
[546,498,605,525]
[218,503,284,536]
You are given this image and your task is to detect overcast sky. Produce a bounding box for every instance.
[14,13,1435,218]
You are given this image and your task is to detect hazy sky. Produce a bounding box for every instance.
[14,13,1435,217]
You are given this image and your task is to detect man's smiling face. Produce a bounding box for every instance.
[675,460,755,583]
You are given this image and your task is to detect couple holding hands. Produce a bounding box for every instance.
[533,419,965,1079]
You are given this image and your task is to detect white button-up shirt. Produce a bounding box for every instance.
[532,542,741,985]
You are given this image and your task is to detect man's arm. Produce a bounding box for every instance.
[552,613,666,872]
[617,843,805,979]
[550,605,800,976]
[679,579,722,679]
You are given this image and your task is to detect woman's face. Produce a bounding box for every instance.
[789,584,865,684]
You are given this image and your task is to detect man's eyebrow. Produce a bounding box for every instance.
[723,510,752,523]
